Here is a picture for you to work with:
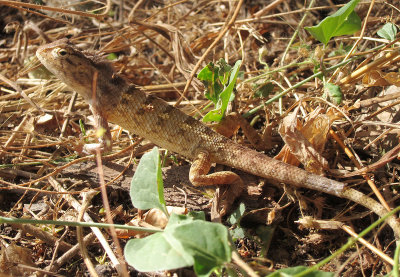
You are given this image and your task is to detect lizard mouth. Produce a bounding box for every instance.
[36,49,53,71]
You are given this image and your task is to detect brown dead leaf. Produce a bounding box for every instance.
[277,107,330,174]
[213,113,241,138]
[383,72,400,86]
[362,70,400,87]
[362,70,390,87]
[0,243,37,277]
[116,206,187,238]
[34,113,58,134]
[301,107,331,153]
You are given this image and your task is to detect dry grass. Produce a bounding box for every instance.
[0,0,400,276]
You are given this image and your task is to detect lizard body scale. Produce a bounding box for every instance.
[36,39,400,237]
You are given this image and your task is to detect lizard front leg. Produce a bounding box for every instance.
[189,150,244,218]
[79,105,112,154]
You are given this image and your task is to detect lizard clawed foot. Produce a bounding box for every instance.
[76,104,113,155]
[81,143,105,155]
[190,150,245,220]
[75,136,112,155]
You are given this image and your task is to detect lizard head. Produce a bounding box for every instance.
[36,39,115,104]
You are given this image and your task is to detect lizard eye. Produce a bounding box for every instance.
[58,49,68,56]
[52,47,69,58]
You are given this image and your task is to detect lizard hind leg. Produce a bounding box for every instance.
[189,150,244,218]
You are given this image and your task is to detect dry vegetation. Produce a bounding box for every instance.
[0,0,400,276]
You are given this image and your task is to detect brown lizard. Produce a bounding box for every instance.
[36,39,400,237]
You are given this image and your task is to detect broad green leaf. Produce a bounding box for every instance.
[173,220,231,276]
[230,227,245,241]
[198,62,223,103]
[197,63,214,81]
[124,214,194,271]
[331,11,361,37]
[305,0,361,45]
[377,23,397,41]
[228,202,246,225]
[187,210,206,220]
[228,203,246,240]
[266,266,334,277]
[124,213,232,276]
[324,83,342,105]
[130,147,167,215]
[254,82,275,98]
[202,60,242,122]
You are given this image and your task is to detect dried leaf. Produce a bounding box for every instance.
[277,107,330,174]
[116,206,187,238]
[383,72,400,86]
[213,113,240,138]
[302,107,331,153]
[0,244,36,277]
[362,70,390,87]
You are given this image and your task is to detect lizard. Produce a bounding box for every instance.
[36,39,400,237]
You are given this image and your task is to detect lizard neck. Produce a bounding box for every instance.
[92,73,128,114]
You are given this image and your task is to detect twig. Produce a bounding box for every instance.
[0,212,72,252]
[0,0,111,20]
[280,0,315,66]
[329,130,391,212]
[232,251,259,277]
[77,191,99,277]
[47,177,125,276]
[253,0,285,18]
[46,233,96,272]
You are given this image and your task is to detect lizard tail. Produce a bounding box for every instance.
[341,188,400,239]
[218,143,400,238]
[217,143,345,196]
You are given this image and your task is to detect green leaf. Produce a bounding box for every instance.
[228,203,246,240]
[377,22,398,41]
[187,211,206,220]
[197,63,214,81]
[217,58,232,85]
[130,147,167,215]
[228,202,246,225]
[198,62,223,104]
[106,53,118,60]
[124,213,232,276]
[254,82,275,98]
[324,83,342,105]
[124,215,194,271]
[202,60,242,122]
[255,225,275,257]
[173,220,231,276]
[305,0,361,45]
[327,42,352,57]
[266,266,334,277]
